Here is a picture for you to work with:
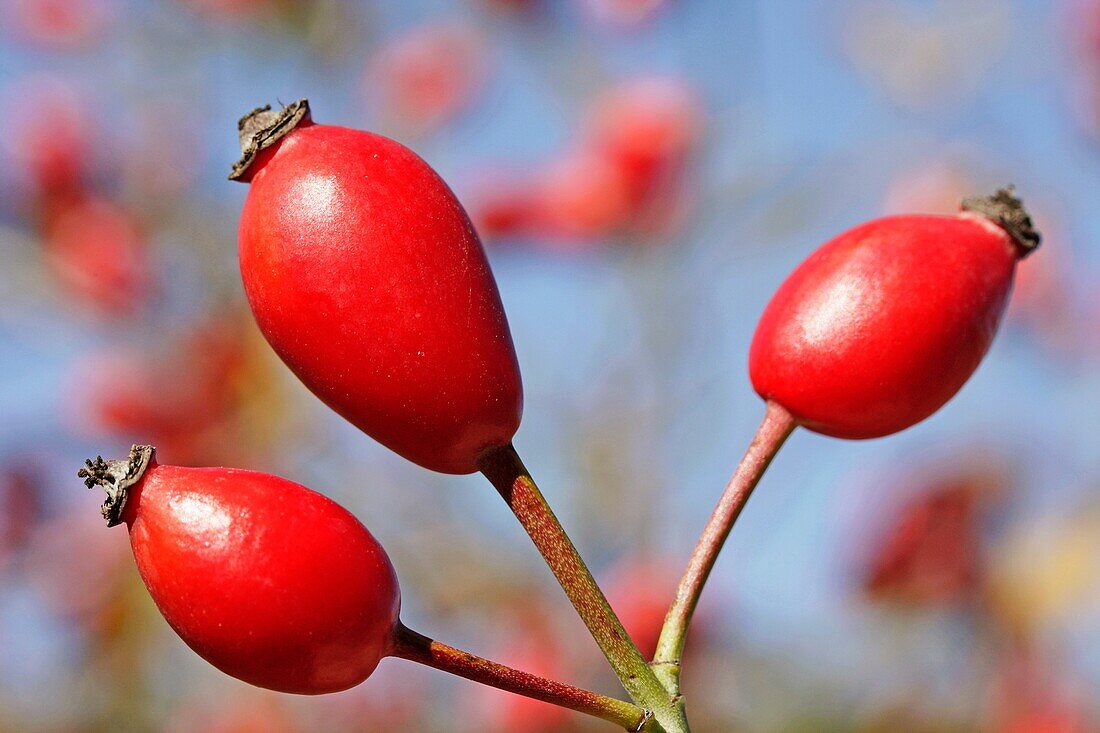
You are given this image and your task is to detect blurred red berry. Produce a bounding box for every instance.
[73,319,251,464]
[4,77,92,198]
[862,479,987,606]
[469,171,540,239]
[7,0,111,49]
[470,76,701,247]
[41,196,152,317]
[586,76,702,196]
[991,651,1092,733]
[583,76,702,239]
[999,710,1092,733]
[366,23,487,133]
[533,147,634,242]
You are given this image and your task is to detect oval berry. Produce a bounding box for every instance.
[749,188,1040,439]
[79,445,400,694]
[231,100,522,475]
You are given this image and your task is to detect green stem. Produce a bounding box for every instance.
[391,623,658,731]
[652,401,796,695]
[479,444,689,733]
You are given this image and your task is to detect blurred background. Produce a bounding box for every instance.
[2,0,1099,731]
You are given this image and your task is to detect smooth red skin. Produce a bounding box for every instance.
[238,123,522,474]
[123,461,400,694]
[750,214,1019,438]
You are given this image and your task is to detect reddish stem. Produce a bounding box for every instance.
[652,401,796,694]
[390,623,656,731]
[478,444,688,732]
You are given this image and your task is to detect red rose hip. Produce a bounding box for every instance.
[231,100,522,474]
[749,188,1041,439]
[79,445,400,694]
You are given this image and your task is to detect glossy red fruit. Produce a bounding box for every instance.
[232,100,522,474]
[749,188,1040,439]
[79,445,400,694]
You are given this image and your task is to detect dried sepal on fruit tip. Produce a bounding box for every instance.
[78,444,155,527]
[228,98,311,182]
[960,186,1041,256]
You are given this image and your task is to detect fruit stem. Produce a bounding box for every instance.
[478,444,690,733]
[77,444,155,527]
[390,623,661,731]
[652,402,796,696]
[960,186,1041,257]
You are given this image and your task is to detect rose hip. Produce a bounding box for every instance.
[585,76,701,198]
[9,0,110,50]
[471,76,701,246]
[862,479,983,606]
[41,196,151,316]
[79,445,400,694]
[5,76,91,197]
[658,190,1042,697]
[750,188,1040,438]
[232,100,522,474]
[365,22,487,134]
[533,147,634,241]
[73,318,251,465]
